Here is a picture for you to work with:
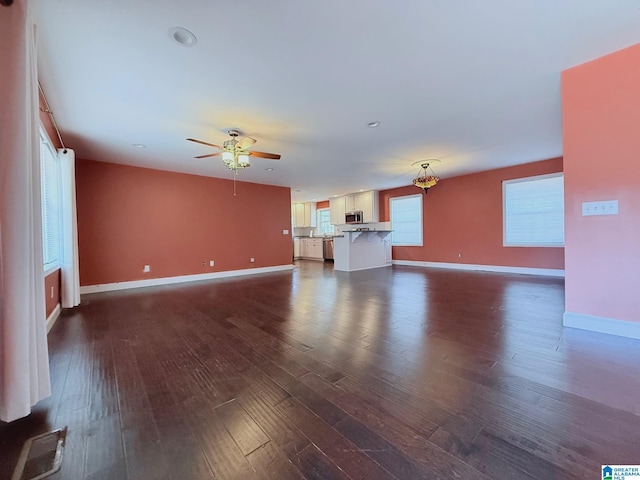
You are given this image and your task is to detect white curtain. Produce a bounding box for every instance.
[0,1,51,423]
[59,149,80,308]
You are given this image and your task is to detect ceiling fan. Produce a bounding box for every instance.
[187,129,281,171]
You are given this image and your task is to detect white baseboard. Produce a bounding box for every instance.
[80,264,294,294]
[46,303,61,333]
[334,263,392,273]
[563,311,640,339]
[392,260,564,277]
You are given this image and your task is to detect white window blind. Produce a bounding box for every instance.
[390,194,423,246]
[317,209,334,235]
[503,173,564,247]
[40,127,61,270]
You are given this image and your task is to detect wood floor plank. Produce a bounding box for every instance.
[246,441,306,480]
[275,397,381,480]
[2,262,640,480]
[83,412,126,479]
[122,427,171,480]
[292,444,352,480]
[214,399,270,456]
[237,384,311,461]
[299,372,439,450]
[158,429,216,480]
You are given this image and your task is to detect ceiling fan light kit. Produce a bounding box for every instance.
[187,129,280,172]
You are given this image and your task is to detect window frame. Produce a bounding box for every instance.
[390,193,423,247]
[316,208,334,236]
[502,172,565,248]
[40,124,62,273]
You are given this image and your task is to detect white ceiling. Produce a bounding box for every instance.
[32,0,640,202]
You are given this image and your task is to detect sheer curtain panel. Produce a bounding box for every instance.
[0,0,52,422]
[59,149,80,308]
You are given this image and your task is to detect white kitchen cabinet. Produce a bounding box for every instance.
[298,238,323,260]
[292,203,304,227]
[354,191,375,221]
[344,195,356,212]
[308,239,323,259]
[333,191,378,224]
[292,202,317,227]
[305,203,317,227]
[293,238,301,258]
[329,197,345,225]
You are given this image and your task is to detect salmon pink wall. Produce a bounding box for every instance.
[76,160,292,286]
[44,269,60,317]
[316,200,330,209]
[379,158,564,269]
[562,43,640,323]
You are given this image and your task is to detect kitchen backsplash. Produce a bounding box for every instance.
[293,227,315,237]
[293,222,391,238]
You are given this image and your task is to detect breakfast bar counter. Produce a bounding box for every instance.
[333,230,392,272]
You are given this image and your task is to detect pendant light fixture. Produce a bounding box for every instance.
[412,159,441,194]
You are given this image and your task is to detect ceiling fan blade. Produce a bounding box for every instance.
[187,138,220,149]
[248,151,281,160]
[236,136,257,150]
[194,153,221,159]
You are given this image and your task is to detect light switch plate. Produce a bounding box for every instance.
[283,229,289,235]
[582,200,618,216]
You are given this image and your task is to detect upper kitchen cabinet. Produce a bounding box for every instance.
[292,202,317,228]
[329,197,346,225]
[353,191,378,222]
[331,191,378,224]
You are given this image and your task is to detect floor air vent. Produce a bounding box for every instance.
[12,427,67,480]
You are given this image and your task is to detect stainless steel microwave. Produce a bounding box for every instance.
[345,211,364,224]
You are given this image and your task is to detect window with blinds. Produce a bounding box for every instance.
[40,127,61,270]
[317,209,334,235]
[390,194,423,246]
[503,173,564,247]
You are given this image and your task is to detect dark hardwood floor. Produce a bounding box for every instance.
[2,261,640,479]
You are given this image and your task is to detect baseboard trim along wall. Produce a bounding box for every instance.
[46,304,61,333]
[80,264,294,295]
[392,260,565,277]
[563,311,640,340]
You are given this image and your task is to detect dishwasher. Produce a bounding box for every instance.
[322,237,334,261]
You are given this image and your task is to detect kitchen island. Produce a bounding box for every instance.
[333,230,392,272]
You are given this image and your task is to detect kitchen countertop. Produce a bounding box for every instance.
[293,235,341,239]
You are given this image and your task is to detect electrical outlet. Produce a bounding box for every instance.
[283,229,289,235]
[458,253,461,258]
[250,257,255,263]
[209,260,214,267]
[143,265,150,273]
[201,261,206,267]
[51,286,54,298]
[582,200,619,216]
